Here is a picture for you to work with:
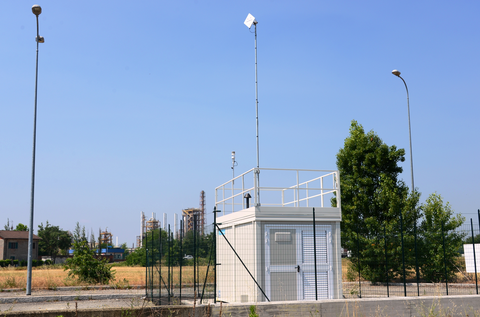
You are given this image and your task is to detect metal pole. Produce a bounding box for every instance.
[395,73,419,296]
[194,214,197,299]
[414,216,419,296]
[214,207,219,303]
[161,227,163,304]
[254,22,261,206]
[471,218,478,294]
[356,230,361,298]
[384,223,389,297]
[180,220,183,302]
[145,241,148,299]
[400,213,407,297]
[168,225,171,304]
[27,10,42,296]
[441,221,448,295]
[313,208,318,300]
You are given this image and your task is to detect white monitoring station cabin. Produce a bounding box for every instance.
[215,168,343,303]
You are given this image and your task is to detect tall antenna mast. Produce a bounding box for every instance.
[244,13,261,206]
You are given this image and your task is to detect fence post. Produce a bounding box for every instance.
[313,207,318,300]
[194,214,197,300]
[441,221,448,295]
[145,246,148,299]
[414,216,419,296]
[471,218,478,294]
[400,213,407,297]
[159,228,162,302]
[180,220,183,302]
[168,225,171,304]
[384,223,389,297]
[356,230,361,298]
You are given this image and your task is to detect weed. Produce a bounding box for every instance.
[47,278,58,290]
[115,278,132,289]
[249,305,259,317]
[1,276,17,288]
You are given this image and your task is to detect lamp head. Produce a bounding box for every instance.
[392,69,401,77]
[231,151,235,160]
[32,5,42,16]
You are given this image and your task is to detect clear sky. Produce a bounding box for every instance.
[1,1,479,247]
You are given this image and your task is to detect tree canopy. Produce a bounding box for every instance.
[334,121,419,282]
[15,223,28,231]
[37,221,72,262]
[334,120,465,283]
[418,193,465,282]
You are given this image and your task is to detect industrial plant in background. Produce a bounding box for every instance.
[182,190,206,236]
[137,212,160,248]
[136,190,207,248]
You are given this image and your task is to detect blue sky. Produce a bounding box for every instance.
[1,1,479,246]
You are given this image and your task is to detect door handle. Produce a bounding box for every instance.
[295,265,300,272]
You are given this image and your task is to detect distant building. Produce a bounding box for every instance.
[69,246,125,262]
[0,230,41,261]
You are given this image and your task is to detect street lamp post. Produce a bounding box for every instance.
[392,70,414,191]
[27,4,44,296]
[392,69,419,296]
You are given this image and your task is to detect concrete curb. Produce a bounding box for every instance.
[0,294,143,304]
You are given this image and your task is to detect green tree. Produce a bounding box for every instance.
[72,222,87,244]
[418,193,465,282]
[125,247,146,266]
[14,223,28,231]
[64,240,115,284]
[37,221,72,263]
[333,120,420,282]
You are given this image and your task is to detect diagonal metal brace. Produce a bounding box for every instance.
[216,223,270,302]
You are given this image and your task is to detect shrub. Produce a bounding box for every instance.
[64,240,116,284]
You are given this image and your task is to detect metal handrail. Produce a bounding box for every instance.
[215,167,341,215]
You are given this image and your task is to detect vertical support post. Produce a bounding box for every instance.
[179,220,183,302]
[441,221,448,295]
[159,228,162,302]
[471,218,478,294]
[313,208,318,300]
[214,207,218,303]
[384,223,389,297]
[151,231,154,300]
[414,216,419,296]
[356,230,361,298]
[400,213,407,297]
[296,170,299,207]
[168,225,171,304]
[145,244,148,299]
[254,22,260,207]
[194,214,197,300]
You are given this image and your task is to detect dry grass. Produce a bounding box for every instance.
[0,265,213,290]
